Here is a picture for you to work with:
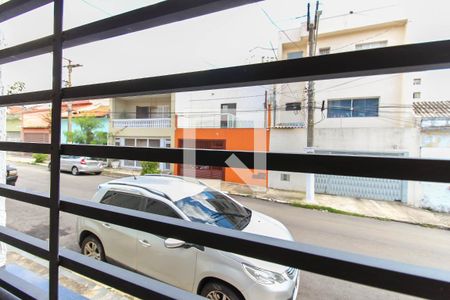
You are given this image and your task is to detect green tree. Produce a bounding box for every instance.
[65,116,107,145]
[140,161,160,175]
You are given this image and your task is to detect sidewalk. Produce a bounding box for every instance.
[5,249,133,299]
[7,153,450,229]
[211,180,450,229]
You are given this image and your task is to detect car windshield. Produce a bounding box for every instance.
[175,189,251,230]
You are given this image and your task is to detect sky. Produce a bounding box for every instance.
[0,0,449,94]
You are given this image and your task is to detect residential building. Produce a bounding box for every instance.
[21,104,52,143]
[9,101,109,144]
[109,94,175,172]
[61,99,110,143]
[174,87,270,187]
[413,100,450,212]
[6,106,22,142]
[269,17,424,205]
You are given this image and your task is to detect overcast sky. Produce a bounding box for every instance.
[0,0,449,94]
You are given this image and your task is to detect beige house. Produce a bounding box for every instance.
[109,94,175,172]
[269,18,423,205]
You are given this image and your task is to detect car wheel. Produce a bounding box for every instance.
[81,235,105,261]
[71,166,79,175]
[201,281,243,300]
[94,172,102,175]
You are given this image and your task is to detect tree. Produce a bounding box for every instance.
[140,161,160,175]
[65,116,107,145]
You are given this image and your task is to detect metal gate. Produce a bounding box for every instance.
[178,139,225,180]
[315,150,407,202]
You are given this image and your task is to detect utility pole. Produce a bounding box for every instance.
[306,1,321,147]
[306,1,321,203]
[63,58,82,142]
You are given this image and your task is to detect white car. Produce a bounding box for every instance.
[49,155,104,175]
[76,175,299,300]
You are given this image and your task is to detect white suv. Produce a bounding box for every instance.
[76,175,299,300]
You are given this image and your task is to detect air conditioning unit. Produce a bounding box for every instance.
[285,102,301,111]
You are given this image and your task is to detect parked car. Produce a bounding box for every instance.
[77,175,299,300]
[48,156,103,175]
[6,165,18,186]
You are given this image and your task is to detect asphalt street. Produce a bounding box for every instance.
[5,163,450,299]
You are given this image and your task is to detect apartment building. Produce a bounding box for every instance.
[174,86,270,187]
[109,94,175,172]
[269,17,424,205]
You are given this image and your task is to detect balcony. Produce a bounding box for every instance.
[177,113,259,128]
[112,118,171,128]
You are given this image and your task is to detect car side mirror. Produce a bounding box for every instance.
[164,238,186,249]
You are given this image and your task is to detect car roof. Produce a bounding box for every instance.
[104,175,208,201]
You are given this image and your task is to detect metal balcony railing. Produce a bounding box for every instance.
[177,113,255,128]
[112,118,171,128]
[0,1,449,300]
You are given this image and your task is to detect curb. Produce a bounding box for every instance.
[230,192,450,231]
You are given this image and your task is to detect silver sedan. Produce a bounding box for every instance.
[49,155,104,175]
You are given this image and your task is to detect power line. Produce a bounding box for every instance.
[260,7,304,51]
[320,4,398,21]
[315,74,399,95]
[331,28,392,53]
[107,105,415,115]
[79,0,113,16]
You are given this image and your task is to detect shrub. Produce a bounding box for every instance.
[140,161,160,175]
[32,153,48,164]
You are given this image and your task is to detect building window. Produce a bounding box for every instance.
[319,47,330,55]
[120,138,171,170]
[327,98,379,118]
[413,78,421,85]
[281,173,290,182]
[413,92,421,99]
[285,102,301,111]
[136,106,150,118]
[355,41,388,50]
[287,51,303,59]
[220,103,237,128]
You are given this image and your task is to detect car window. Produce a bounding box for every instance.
[144,198,180,219]
[101,191,145,211]
[175,189,251,230]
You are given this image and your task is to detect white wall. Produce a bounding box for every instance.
[277,21,411,130]
[420,147,450,212]
[175,86,268,128]
[269,127,422,204]
[268,129,307,191]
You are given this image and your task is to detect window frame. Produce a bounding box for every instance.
[280,173,290,182]
[144,196,182,219]
[319,47,331,55]
[327,97,380,118]
[100,190,147,211]
[286,51,303,59]
[0,1,449,299]
[355,40,388,50]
